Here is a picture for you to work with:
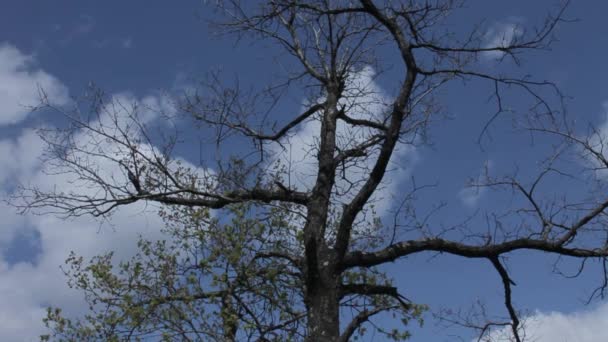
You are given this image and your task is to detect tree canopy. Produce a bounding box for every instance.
[13,1,608,341]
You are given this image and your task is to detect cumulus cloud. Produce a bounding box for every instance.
[481,302,608,342]
[270,66,417,216]
[0,92,188,341]
[0,201,165,341]
[0,44,69,125]
[266,66,418,245]
[0,62,412,340]
[0,129,45,187]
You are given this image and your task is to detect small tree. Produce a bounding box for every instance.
[17,1,608,341]
[41,204,313,341]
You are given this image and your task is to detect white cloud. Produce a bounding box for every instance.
[0,92,190,341]
[481,302,608,342]
[459,186,486,208]
[0,44,69,125]
[0,202,166,341]
[269,66,418,239]
[575,101,608,180]
[482,21,523,60]
[459,160,492,208]
[594,101,608,153]
[0,129,45,187]
[0,63,413,340]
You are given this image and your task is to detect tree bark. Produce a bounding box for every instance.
[303,84,342,341]
[305,268,340,342]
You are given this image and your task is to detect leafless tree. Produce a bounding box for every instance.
[16,1,608,341]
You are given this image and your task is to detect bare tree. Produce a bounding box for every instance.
[15,1,608,341]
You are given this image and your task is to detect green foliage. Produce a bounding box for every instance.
[41,202,425,341]
[41,204,306,341]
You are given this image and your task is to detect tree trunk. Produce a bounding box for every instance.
[305,270,340,342]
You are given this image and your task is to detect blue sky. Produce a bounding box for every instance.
[2,1,608,341]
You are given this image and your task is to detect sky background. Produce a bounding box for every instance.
[2,0,608,341]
